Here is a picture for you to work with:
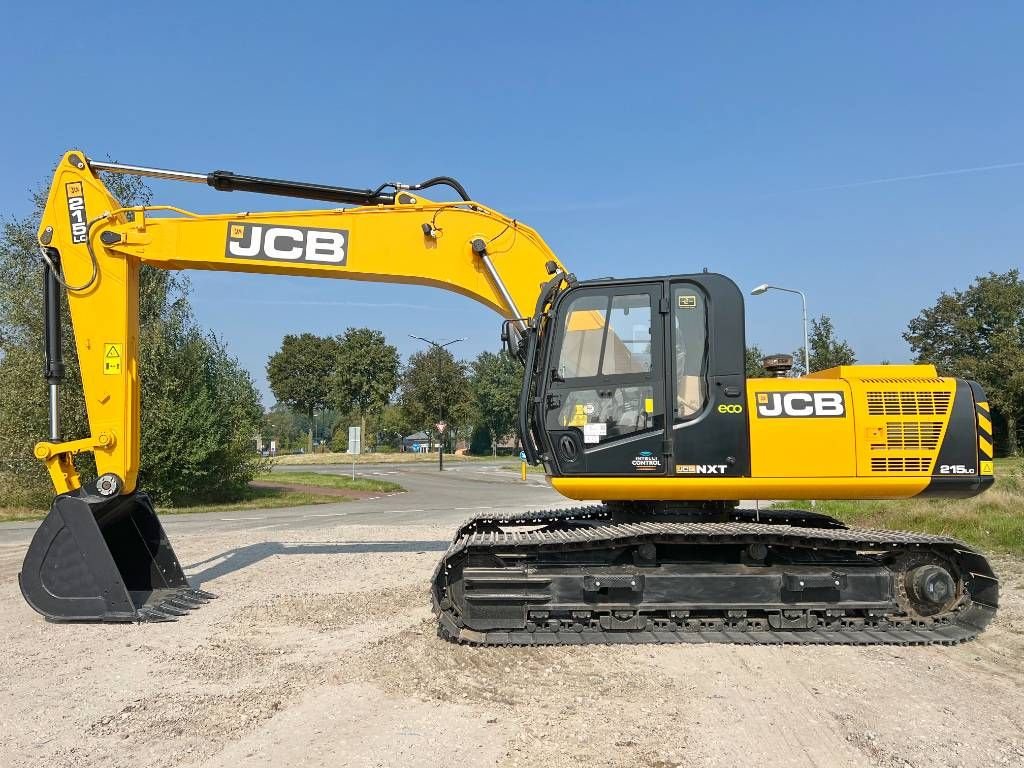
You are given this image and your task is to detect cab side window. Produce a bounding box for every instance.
[673,286,707,420]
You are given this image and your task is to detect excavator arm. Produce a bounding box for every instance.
[36,150,567,496]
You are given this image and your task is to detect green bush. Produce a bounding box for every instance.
[469,425,493,455]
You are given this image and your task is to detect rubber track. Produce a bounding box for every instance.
[433,510,998,647]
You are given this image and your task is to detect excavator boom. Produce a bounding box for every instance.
[35,151,565,496]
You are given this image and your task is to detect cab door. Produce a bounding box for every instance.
[541,282,668,476]
[668,276,750,479]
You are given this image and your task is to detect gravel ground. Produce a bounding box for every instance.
[1,521,1022,768]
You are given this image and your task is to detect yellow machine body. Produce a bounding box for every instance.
[553,366,994,501]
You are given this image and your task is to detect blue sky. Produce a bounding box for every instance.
[3,4,1022,403]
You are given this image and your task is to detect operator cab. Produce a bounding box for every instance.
[531,274,750,481]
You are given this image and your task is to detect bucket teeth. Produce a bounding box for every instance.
[185,588,217,601]
[155,601,190,617]
[162,598,198,618]
[137,606,179,622]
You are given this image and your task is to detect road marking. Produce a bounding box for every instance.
[218,516,266,521]
[304,513,344,517]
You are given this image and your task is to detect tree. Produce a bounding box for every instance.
[470,350,522,455]
[263,403,310,452]
[0,172,265,506]
[399,346,471,452]
[904,270,1024,456]
[138,321,266,504]
[267,333,339,451]
[330,328,400,445]
[374,404,411,451]
[745,345,771,378]
[793,314,856,374]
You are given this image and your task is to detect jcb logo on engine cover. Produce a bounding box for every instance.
[226,222,348,265]
[755,391,846,418]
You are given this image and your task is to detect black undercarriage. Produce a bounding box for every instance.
[432,507,998,646]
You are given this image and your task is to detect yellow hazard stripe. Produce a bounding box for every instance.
[977,413,992,436]
[978,436,993,458]
[976,400,990,414]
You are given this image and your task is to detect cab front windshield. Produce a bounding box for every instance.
[551,292,659,444]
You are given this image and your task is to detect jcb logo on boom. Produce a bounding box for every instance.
[755,391,846,418]
[226,222,348,265]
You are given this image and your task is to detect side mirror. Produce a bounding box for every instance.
[501,320,529,364]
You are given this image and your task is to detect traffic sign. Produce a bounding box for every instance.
[436,421,447,433]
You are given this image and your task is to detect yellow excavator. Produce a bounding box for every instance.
[20,150,998,645]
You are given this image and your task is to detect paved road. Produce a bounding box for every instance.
[0,462,563,547]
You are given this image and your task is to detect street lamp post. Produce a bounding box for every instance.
[750,284,809,375]
[409,335,465,471]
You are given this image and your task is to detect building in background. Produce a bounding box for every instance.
[401,431,430,452]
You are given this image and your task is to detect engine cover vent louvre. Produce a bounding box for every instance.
[866,391,952,416]
[870,421,944,451]
[870,457,932,473]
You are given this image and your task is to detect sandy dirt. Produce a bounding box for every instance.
[0,523,1022,768]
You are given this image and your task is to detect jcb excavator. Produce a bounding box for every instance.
[20,150,999,645]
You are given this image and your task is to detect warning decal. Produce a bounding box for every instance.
[103,343,122,375]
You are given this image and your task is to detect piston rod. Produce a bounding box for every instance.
[471,238,527,332]
[87,159,208,184]
[86,158,396,206]
[42,247,64,442]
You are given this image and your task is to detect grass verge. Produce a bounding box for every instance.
[158,486,340,516]
[499,463,546,474]
[273,451,499,466]
[0,487,341,522]
[256,472,404,493]
[778,458,1024,556]
[0,507,47,523]
[0,473,405,522]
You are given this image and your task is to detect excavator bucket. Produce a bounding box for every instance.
[19,490,214,622]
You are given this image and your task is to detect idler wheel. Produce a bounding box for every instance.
[896,556,961,618]
[909,564,956,611]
